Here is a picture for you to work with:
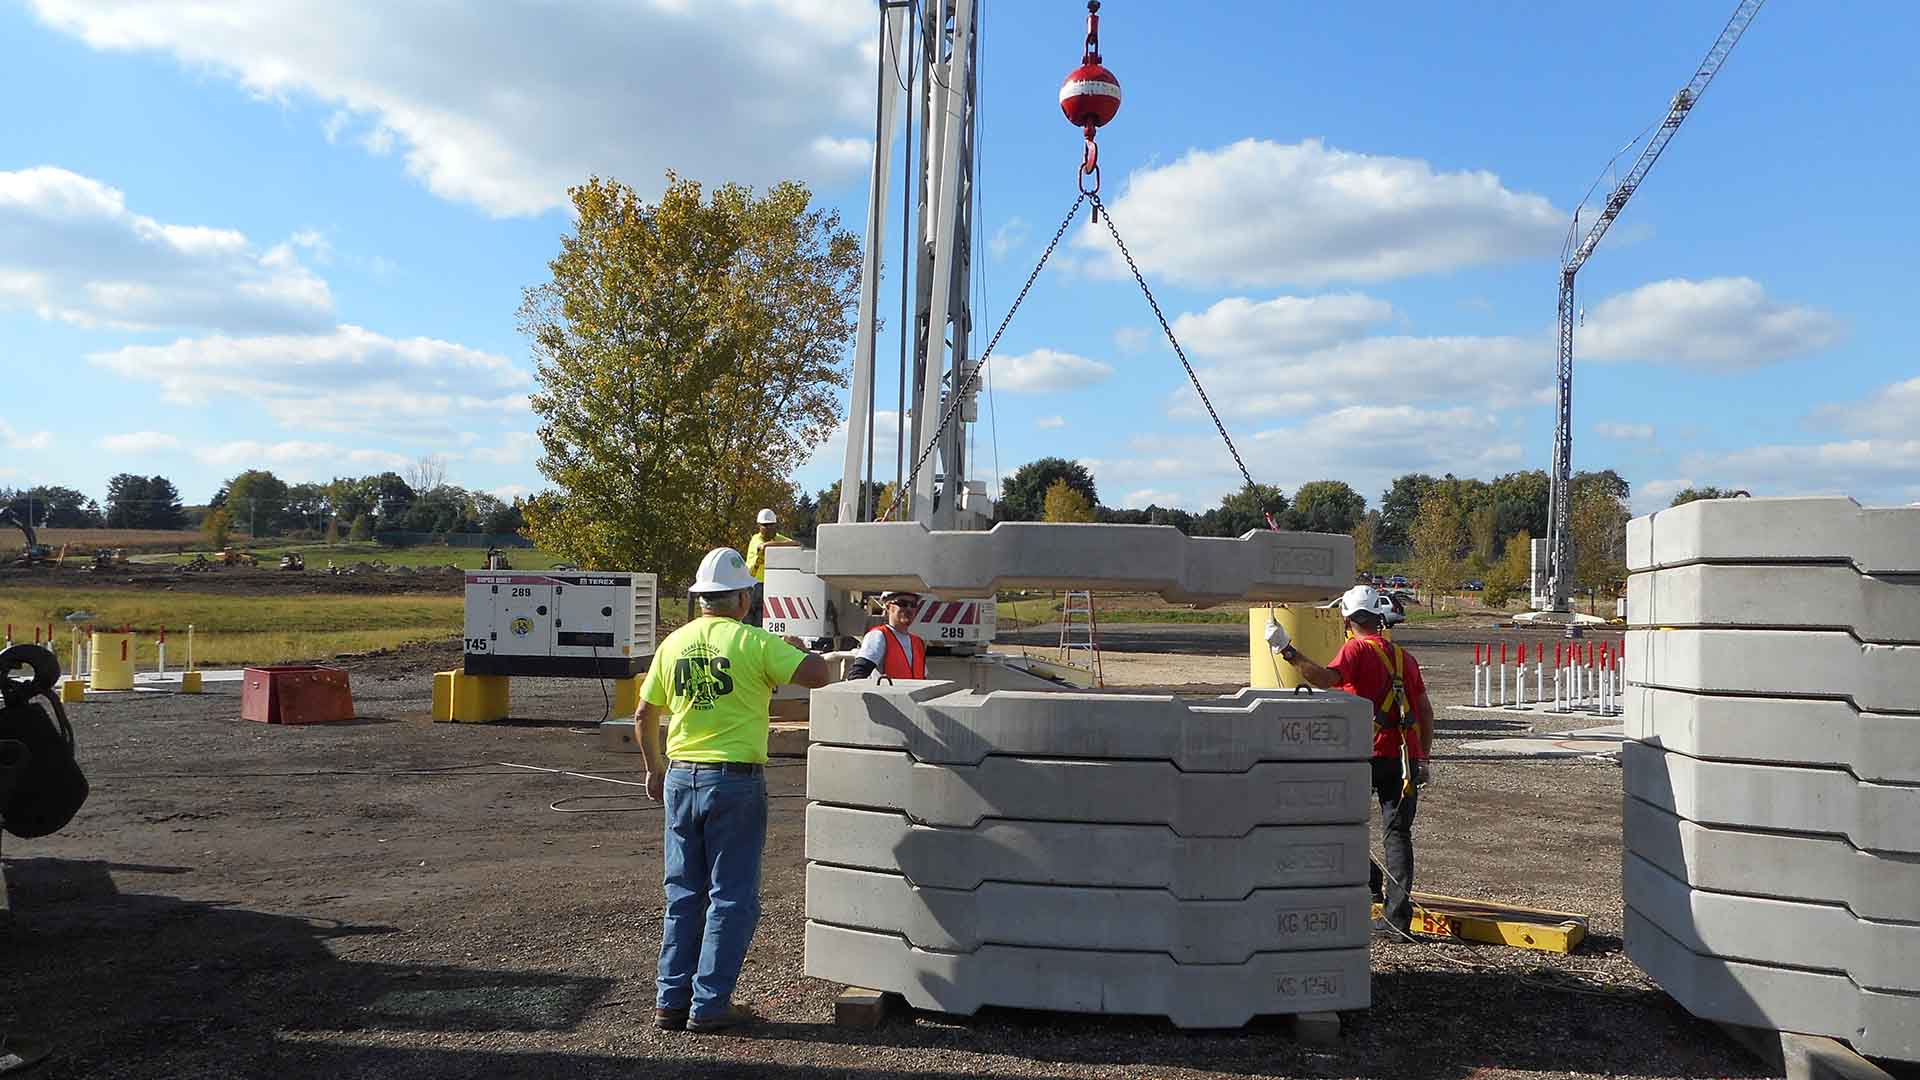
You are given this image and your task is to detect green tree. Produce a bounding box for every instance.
[1409,489,1465,605]
[1571,484,1631,612]
[144,476,185,530]
[1483,528,1532,608]
[1377,473,1437,550]
[202,507,232,550]
[1196,483,1288,537]
[348,513,374,541]
[1490,469,1550,546]
[2,485,99,528]
[1042,479,1096,522]
[999,458,1098,522]
[104,473,152,529]
[1669,485,1740,507]
[520,173,859,585]
[1351,511,1379,572]
[324,517,341,544]
[1288,480,1366,534]
[223,470,291,536]
[1465,502,1499,570]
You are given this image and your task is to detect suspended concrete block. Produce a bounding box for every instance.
[806,863,1368,963]
[1622,742,1920,855]
[1624,685,1920,784]
[808,679,1375,769]
[1624,628,1920,715]
[803,921,1369,1029]
[812,521,1353,606]
[1625,797,1920,924]
[1625,908,1920,1064]
[1625,852,1920,994]
[807,745,1371,836]
[1626,495,1920,574]
[805,804,1369,898]
[1626,563,1920,643]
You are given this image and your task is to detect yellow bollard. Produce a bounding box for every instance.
[431,670,510,723]
[88,631,136,691]
[612,675,645,718]
[180,671,203,694]
[1248,604,1346,689]
[60,679,86,703]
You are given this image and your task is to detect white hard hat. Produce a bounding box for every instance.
[756,508,778,525]
[690,547,760,594]
[1330,584,1385,618]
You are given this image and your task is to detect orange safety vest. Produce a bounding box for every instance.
[879,627,927,679]
[1358,636,1411,732]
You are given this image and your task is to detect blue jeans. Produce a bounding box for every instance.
[656,764,768,1019]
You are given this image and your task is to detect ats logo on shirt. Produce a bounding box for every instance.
[672,643,734,709]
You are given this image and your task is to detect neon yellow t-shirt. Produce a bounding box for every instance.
[744,531,793,582]
[640,615,805,764]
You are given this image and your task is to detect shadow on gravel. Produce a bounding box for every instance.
[2,857,616,1076]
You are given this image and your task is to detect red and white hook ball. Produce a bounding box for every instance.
[1059,61,1121,130]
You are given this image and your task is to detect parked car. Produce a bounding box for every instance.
[1388,574,1409,588]
[1464,579,1484,591]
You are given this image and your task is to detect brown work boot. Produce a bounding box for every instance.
[654,1007,688,1031]
[687,1003,758,1034]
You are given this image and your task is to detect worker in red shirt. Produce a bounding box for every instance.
[1265,585,1434,938]
[845,591,928,680]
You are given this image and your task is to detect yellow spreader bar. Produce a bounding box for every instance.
[1374,891,1589,954]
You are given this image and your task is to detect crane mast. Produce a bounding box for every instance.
[1545,0,1764,612]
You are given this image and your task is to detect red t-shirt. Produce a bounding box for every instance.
[1328,634,1428,760]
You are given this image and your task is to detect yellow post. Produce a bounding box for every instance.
[432,671,510,723]
[88,631,136,691]
[612,675,645,718]
[60,679,86,703]
[180,671,203,694]
[1248,605,1345,689]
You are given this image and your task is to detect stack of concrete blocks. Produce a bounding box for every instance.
[1623,496,1920,1064]
[803,679,1376,1028]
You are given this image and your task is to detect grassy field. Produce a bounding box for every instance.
[0,587,463,668]
[143,542,573,570]
[33,528,203,553]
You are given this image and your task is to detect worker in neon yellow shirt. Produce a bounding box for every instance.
[743,507,796,627]
[637,546,830,1034]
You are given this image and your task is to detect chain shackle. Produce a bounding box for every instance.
[1084,1,1101,62]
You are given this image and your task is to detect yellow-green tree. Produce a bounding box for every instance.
[520,174,860,584]
[1350,511,1379,572]
[1042,479,1096,523]
[1571,486,1631,613]
[201,508,231,550]
[1483,528,1532,608]
[1409,489,1465,605]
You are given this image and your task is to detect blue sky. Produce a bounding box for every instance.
[3,0,1914,518]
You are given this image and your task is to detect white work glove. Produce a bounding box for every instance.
[1264,618,1291,654]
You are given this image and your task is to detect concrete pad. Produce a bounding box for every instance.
[807,745,1371,836]
[805,804,1369,898]
[813,521,1353,607]
[832,986,895,1030]
[1626,907,1920,1064]
[1456,737,1622,758]
[1626,686,1920,783]
[1625,797,1920,923]
[806,863,1367,962]
[1547,724,1628,740]
[1625,852,1920,993]
[808,679,1375,770]
[1625,629,1920,715]
[1627,564,1920,643]
[1622,742,1920,855]
[803,921,1369,1028]
[1627,496,1920,574]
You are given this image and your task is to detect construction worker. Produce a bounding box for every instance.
[636,546,832,1033]
[845,591,928,679]
[743,508,797,628]
[1265,585,1434,938]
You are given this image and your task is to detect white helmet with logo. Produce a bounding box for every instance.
[756,508,779,525]
[1331,584,1384,618]
[690,547,760,594]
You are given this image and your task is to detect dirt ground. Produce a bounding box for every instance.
[2,620,1790,1080]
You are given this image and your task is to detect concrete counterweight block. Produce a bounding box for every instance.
[805,804,1369,898]
[1625,798,1920,924]
[1625,909,1920,1064]
[1625,853,1920,993]
[1626,563,1920,642]
[809,679,1376,769]
[1622,742,1920,855]
[804,922,1369,1029]
[1625,686,1920,784]
[812,521,1354,606]
[1625,628,1920,715]
[808,745,1370,835]
[1626,495,1920,573]
[807,863,1369,962]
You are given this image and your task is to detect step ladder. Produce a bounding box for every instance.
[1056,590,1103,688]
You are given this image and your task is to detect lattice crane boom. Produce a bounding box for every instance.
[1545,0,1765,613]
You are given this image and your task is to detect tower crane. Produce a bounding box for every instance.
[1544,0,1764,613]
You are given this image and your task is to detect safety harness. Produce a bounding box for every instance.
[1357,636,1411,734]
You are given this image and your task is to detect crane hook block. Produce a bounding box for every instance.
[1060,62,1121,130]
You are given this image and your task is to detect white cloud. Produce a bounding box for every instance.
[990,217,1030,260]
[1594,422,1655,440]
[195,440,410,476]
[490,483,534,502]
[98,431,183,454]
[991,348,1114,393]
[1634,478,1694,516]
[1121,488,1187,509]
[88,325,529,438]
[1579,277,1844,368]
[1678,439,1920,505]
[0,421,54,451]
[1112,327,1150,354]
[1806,376,1920,437]
[805,409,902,479]
[0,166,332,332]
[1074,138,1564,287]
[1035,415,1066,430]
[1175,332,1550,419]
[470,431,542,467]
[1170,293,1394,359]
[30,1,879,217]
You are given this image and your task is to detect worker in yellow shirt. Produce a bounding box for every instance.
[743,507,797,627]
[638,546,831,1033]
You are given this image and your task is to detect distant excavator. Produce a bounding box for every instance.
[0,507,54,567]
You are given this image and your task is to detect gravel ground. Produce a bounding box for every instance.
[0,625,1779,1079]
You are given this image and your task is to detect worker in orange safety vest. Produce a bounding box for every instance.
[845,591,928,680]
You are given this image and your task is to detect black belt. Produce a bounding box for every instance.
[667,760,764,775]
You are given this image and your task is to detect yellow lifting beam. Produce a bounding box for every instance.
[1375,891,1589,954]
